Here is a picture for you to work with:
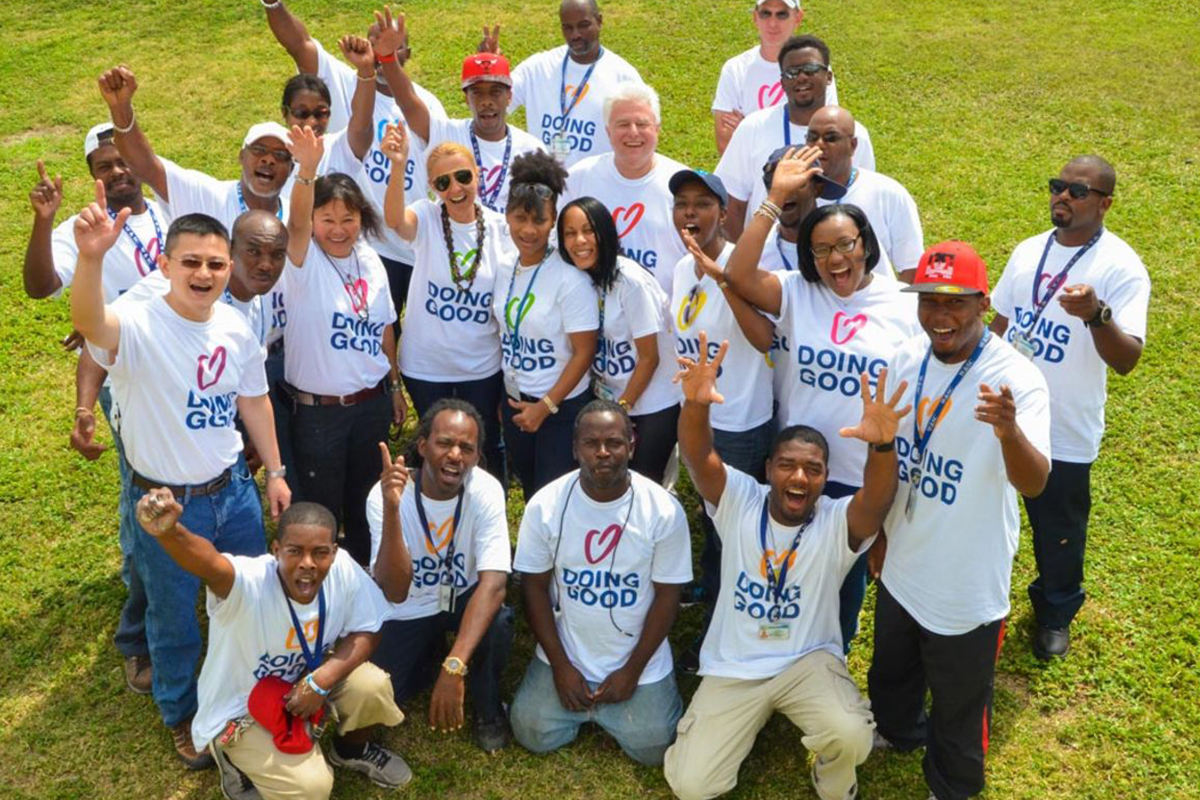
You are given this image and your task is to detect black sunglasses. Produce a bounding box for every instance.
[287,107,332,121]
[1049,178,1109,199]
[782,62,828,80]
[433,169,474,192]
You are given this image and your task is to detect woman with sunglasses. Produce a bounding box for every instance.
[492,151,598,497]
[283,126,403,567]
[723,146,921,651]
[380,123,514,481]
[558,197,679,485]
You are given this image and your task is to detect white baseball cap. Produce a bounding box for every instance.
[756,0,801,8]
[84,122,115,158]
[242,121,291,149]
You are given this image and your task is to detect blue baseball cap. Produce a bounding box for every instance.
[761,146,848,201]
[669,169,729,207]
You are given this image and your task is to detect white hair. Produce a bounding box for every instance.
[602,82,661,128]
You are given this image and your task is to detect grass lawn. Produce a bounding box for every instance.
[1,0,1198,797]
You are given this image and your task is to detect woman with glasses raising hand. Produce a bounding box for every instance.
[492,151,599,498]
[723,146,921,652]
[381,123,514,482]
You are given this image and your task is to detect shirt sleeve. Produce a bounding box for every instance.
[473,478,513,573]
[365,482,384,572]
[50,216,80,291]
[1013,361,1052,463]
[561,269,601,334]
[620,272,662,340]
[711,58,740,113]
[509,56,530,111]
[1103,254,1151,340]
[340,557,391,634]
[650,494,693,583]
[162,159,228,219]
[886,184,925,271]
[88,296,145,374]
[323,129,364,173]
[208,554,261,621]
[714,124,752,202]
[512,495,554,573]
[708,465,757,545]
[990,249,1020,320]
[235,327,269,397]
[851,123,876,172]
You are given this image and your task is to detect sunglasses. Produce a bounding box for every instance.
[810,234,861,260]
[247,143,292,162]
[1048,178,1109,199]
[287,107,332,121]
[782,62,828,80]
[433,169,474,192]
[170,255,230,271]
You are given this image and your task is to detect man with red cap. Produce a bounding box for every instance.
[868,242,1051,800]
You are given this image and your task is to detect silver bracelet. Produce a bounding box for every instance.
[261,0,282,9]
[113,110,136,134]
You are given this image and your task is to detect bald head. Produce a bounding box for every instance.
[560,0,603,61]
[1066,154,1116,195]
[804,105,858,182]
[232,209,286,245]
[809,105,855,133]
[229,210,288,300]
[560,0,601,15]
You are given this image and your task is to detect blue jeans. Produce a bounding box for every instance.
[825,480,868,654]
[510,657,683,766]
[127,459,266,726]
[99,386,149,658]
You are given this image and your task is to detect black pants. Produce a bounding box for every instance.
[868,583,1006,800]
[265,345,299,495]
[502,390,591,499]
[403,371,506,487]
[379,255,413,339]
[630,403,679,485]
[371,584,514,722]
[290,389,391,566]
[1025,459,1092,629]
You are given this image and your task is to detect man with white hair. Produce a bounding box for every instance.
[562,82,689,294]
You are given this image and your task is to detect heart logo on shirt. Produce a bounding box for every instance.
[830,311,869,345]
[757,81,785,109]
[676,289,707,331]
[134,238,163,278]
[758,548,797,579]
[563,83,591,103]
[196,346,227,391]
[505,293,536,329]
[346,279,369,313]
[424,518,456,554]
[481,164,503,195]
[916,397,953,431]
[584,523,624,564]
[612,203,645,238]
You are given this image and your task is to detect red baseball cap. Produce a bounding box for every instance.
[903,240,990,295]
[247,675,325,755]
[461,53,513,89]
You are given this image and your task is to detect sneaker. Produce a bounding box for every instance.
[210,740,261,800]
[329,740,413,788]
[676,642,700,675]
[170,719,214,770]
[871,730,894,752]
[474,714,511,754]
[124,655,152,695]
[679,582,709,608]
[811,755,857,799]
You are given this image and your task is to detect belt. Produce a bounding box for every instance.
[290,381,386,407]
[132,467,232,499]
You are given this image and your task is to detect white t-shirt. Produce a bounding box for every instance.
[315,39,447,264]
[282,240,397,396]
[992,228,1151,463]
[192,550,392,751]
[593,257,679,415]
[52,200,171,301]
[88,295,267,484]
[281,128,364,197]
[769,272,920,486]
[121,270,272,348]
[815,168,923,274]
[163,159,288,231]
[492,251,599,398]
[365,468,511,621]
[714,105,874,228]
[513,470,692,684]
[711,46,838,116]
[563,152,689,294]
[881,332,1052,635]
[510,45,644,168]
[420,118,545,211]
[400,200,513,381]
[671,243,773,432]
[701,467,865,679]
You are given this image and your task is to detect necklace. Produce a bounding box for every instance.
[326,246,369,322]
[441,202,486,291]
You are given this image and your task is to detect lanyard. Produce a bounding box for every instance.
[910,330,990,467]
[237,182,283,220]
[595,289,608,374]
[775,227,793,271]
[471,127,513,211]
[758,497,810,607]
[1025,227,1103,336]
[782,106,794,146]
[108,205,163,275]
[277,569,325,673]
[413,471,466,577]
[503,250,551,341]
[559,47,604,119]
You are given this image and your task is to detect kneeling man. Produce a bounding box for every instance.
[665,332,907,800]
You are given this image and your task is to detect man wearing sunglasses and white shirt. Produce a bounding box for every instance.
[989,156,1150,661]
[715,34,873,241]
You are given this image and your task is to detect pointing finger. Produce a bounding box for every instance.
[37,159,48,182]
[379,441,392,473]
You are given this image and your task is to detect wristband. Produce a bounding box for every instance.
[356,70,378,82]
[869,440,895,453]
[265,467,287,480]
[260,0,282,8]
[304,673,329,696]
[75,406,95,418]
[113,111,136,135]
[377,52,397,64]
[295,174,316,186]
[542,395,559,415]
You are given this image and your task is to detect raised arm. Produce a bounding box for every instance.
[713,110,743,157]
[136,488,236,598]
[263,0,320,75]
[69,181,127,351]
[24,160,64,299]
[98,66,168,201]
[379,123,419,239]
[977,382,1050,497]
[683,230,774,353]
[285,125,323,266]
[839,369,909,549]
[373,443,413,603]
[372,7,430,143]
[338,34,379,161]
[675,331,729,506]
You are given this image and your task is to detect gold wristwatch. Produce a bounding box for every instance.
[442,656,469,677]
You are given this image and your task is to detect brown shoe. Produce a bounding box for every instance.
[171,719,215,770]
[124,655,152,695]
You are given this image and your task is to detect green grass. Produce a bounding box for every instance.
[1,0,1198,797]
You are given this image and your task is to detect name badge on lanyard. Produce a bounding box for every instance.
[590,291,617,400]
[553,48,603,162]
[757,498,809,639]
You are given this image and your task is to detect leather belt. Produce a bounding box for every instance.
[290,381,386,407]
[132,467,232,499]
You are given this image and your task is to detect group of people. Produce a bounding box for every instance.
[24,1,1152,799]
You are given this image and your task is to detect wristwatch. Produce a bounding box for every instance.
[442,656,469,677]
[869,440,895,453]
[266,467,287,480]
[1085,301,1112,328]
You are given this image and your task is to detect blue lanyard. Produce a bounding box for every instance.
[782,106,793,146]
[237,182,283,220]
[471,127,513,211]
[1025,227,1103,336]
[595,289,608,374]
[108,205,163,274]
[910,330,990,466]
[758,497,810,606]
[560,47,604,119]
[413,472,465,579]
[277,569,325,673]
[504,251,551,343]
[775,228,793,271]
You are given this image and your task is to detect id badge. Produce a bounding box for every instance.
[503,367,522,400]
[438,582,455,614]
[550,133,571,161]
[591,372,617,402]
[1012,331,1036,360]
[758,620,790,640]
[904,468,922,520]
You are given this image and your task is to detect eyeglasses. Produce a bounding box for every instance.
[510,182,554,201]
[170,255,230,271]
[1048,178,1109,199]
[433,169,474,192]
[810,234,861,260]
[287,107,332,121]
[247,144,292,162]
[782,63,828,80]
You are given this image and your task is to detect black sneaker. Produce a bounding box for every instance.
[676,642,700,675]
[474,714,511,754]
[679,582,710,608]
[209,740,261,800]
[328,741,413,788]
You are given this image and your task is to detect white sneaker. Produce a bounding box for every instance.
[872,730,894,751]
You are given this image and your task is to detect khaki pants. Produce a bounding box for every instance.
[664,649,873,800]
[222,662,404,800]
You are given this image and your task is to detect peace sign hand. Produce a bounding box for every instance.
[378,442,408,509]
[30,160,64,220]
[479,24,502,54]
[380,121,409,165]
[73,180,130,260]
[838,368,911,445]
[674,330,728,406]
